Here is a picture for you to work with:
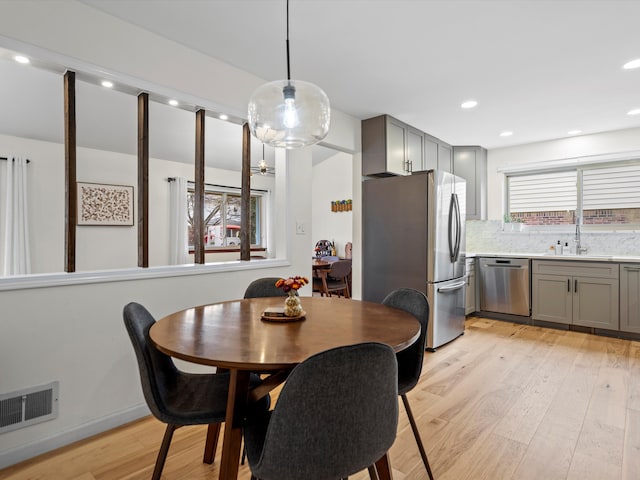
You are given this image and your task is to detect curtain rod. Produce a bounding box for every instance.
[0,157,30,163]
[167,177,268,193]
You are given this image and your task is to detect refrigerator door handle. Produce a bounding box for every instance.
[448,193,461,262]
[438,280,467,292]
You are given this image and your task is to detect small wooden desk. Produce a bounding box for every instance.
[150,296,420,480]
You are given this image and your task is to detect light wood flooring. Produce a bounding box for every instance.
[2,316,640,480]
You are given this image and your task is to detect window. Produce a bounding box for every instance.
[187,184,267,249]
[506,161,640,226]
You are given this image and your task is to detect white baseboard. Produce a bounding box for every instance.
[0,404,150,470]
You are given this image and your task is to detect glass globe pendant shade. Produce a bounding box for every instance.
[248,79,330,149]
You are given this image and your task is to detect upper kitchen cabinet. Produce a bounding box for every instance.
[362,115,411,176]
[362,114,450,176]
[424,133,452,173]
[453,146,487,220]
[407,126,425,173]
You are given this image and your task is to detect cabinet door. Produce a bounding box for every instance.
[453,146,487,220]
[437,143,452,172]
[620,264,640,333]
[407,127,424,172]
[424,135,438,171]
[386,117,408,175]
[573,276,619,329]
[532,274,572,324]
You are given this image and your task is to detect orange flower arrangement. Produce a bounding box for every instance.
[275,276,309,293]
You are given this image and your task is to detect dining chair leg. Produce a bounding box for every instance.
[374,453,393,480]
[368,464,380,480]
[153,424,178,480]
[203,423,221,464]
[401,394,435,480]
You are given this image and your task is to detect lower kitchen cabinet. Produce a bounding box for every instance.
[532,260,619,330]
[620,263,640,333]
[465,258,476,315]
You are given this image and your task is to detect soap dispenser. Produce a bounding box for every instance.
[556,241,561,255]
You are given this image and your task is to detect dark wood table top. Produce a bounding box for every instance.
[150,296,420,371]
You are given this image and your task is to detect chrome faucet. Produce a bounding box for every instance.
[575,217,588,255]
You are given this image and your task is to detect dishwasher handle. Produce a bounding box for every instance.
[484,264,526,268]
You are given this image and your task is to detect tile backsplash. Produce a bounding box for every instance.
[466,220,640,257]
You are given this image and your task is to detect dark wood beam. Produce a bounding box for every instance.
[64,71,76,273]
[240,123,251,261]
[137,93,149,268]
[194,109,206,264]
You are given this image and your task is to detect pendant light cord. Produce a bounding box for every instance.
[286,0,291,81]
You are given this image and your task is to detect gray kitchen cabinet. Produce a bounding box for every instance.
[620,263,640,333]
[532,260,619,330]
[362,115,410,176]
[453,146,487,220]
[438,142,453,172]
[465,258,476,315]
[407,126,425,173]
[424,133,452,172]
[363,114,456,176]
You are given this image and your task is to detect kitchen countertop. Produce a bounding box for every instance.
[466,252,640,263]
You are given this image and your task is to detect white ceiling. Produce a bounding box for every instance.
[75,0,640,150]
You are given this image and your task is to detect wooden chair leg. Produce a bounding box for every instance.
[203,423,221,464]
[153,424,178,480]
[368,464,380,480]
[402,394,435,480]
[374,453,393,480]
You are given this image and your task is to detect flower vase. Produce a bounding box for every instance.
[284,291,303,317]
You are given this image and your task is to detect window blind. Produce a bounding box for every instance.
[583,164,640,209]
[508,171,577,213]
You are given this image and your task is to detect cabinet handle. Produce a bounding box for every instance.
[574,279,578,293]
[567,279,570,292]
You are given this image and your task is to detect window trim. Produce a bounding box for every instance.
[187,181,270,252]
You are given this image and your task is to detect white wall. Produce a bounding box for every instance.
[312,151,353,257]
[0,1,359,468]
[487,126,640,220]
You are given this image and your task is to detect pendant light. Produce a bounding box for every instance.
[251,144,275,176]
[248,0,330,149]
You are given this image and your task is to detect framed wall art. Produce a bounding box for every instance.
[77,182,134,226]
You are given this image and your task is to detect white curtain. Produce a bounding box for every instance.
[168,177,189,265]
[2,157,31,275]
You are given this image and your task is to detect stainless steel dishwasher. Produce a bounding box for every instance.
[479,257,530,316]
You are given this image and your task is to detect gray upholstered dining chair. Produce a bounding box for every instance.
[243,342,399,480]
[313,259,352,298]
[382,288,435,480]
[123,302,270,480]
[243,277,290,298]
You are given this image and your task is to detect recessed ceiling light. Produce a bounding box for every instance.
[623,58,640,70]
[461,100,478,109]
[101,80,114,88]
[14,55,29,64]
[219,114,229,120]
[168,99,179,107]
[628,108,640,116]
[499,131,513,137]
[567,130,582,135]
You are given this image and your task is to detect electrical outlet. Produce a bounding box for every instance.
[296,221,306,235]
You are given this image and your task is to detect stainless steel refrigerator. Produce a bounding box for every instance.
[363,170,466,350]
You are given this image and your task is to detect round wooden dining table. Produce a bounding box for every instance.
[150,296,420,480]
